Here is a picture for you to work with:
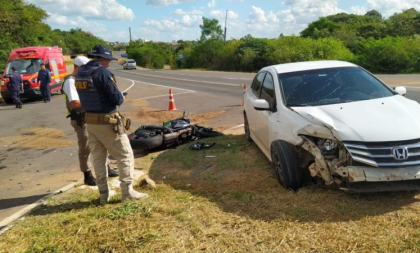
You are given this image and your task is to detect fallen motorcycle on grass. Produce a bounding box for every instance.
[128,115,223,150]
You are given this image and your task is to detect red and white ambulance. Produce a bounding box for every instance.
[1,46,67,103]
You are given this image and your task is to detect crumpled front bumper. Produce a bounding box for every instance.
[336,165,420,192]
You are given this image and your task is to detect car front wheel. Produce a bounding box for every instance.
[271,140,302,191]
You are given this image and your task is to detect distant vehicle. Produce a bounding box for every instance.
[0,46,67,104]
[244,60,420,192]
[123,59,137,70]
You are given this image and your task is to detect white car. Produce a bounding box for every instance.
[123,59,137,70]
[244,60,420,192]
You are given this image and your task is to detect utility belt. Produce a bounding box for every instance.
[84,112,131,134]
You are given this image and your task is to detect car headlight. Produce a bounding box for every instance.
[317,139,338,152]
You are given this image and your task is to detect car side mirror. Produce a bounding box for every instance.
[253,99,271,111]
[394,86,407,96]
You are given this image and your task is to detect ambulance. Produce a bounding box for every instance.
[0,46,67,103]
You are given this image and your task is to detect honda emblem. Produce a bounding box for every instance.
[392,147,409,160]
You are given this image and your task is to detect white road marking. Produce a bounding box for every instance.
[139,91,196,100]
[134,80,196,93]
[228,124,245,130]
[117,77,196,100]
[119,69,242,87]
[119,78,135,93]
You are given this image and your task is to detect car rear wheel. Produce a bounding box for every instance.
[271,140,302,191]
[244,113,252,142]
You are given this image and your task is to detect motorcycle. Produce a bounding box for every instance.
[128,114,223,150]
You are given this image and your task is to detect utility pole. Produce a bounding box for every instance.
[129,27,132,43]
[224,10,228,42]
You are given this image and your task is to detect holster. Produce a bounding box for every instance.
[67,109,85,126]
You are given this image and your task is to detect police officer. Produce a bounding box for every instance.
[7,67,23,109]
[76,45,148,204]
[37,63,51,102]
[62,56,119,186]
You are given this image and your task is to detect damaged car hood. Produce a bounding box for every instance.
[292,95,420,142]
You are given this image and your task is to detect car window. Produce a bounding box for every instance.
[261,73,275,107]
[279,67,394,107]
[251,72,266,98]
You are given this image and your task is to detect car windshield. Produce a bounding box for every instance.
[279,67,394,107]
[127,60,135,63]
[6,58,43,75]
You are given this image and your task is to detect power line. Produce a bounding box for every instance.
[224,10,228,42]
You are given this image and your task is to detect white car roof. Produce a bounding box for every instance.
[265,60,358,74]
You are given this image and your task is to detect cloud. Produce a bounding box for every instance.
[207,0,216,8]
[174,8,203,15]
[25,0,134,21]
[146,0,198,6]
[363,0,420,17]
[280,0,343,24]
[349,5,368,15]
[47,15,106,32]
[248,6,268,23]
[210,10,239,20]
[180,15,203,27]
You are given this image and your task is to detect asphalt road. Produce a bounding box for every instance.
[0,61,419,228]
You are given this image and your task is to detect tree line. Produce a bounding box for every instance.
[2,0,420,74]
[0,0,107,70]
[127,9,420,74]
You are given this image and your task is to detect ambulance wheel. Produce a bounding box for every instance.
[2,98,13,104]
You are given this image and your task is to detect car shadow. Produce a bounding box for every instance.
[147,134,420,223]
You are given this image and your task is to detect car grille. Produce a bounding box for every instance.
[343,139,420,167]
[23,81,31,89]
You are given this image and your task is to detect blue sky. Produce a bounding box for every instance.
[26,0,420,42]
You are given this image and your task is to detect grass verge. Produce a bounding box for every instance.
[0,135,419,252]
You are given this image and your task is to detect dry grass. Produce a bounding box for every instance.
[126,99,226,128]
[1,135,420,252]
[0,127,74,150]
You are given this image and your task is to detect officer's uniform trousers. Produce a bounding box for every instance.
[10,91,22,107]
[70,120,90,173]
[40,83,51,101]
[86,123,134,195]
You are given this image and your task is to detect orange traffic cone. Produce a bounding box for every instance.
[168,89,178,111]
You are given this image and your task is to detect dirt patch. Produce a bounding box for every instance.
[0,127,75,150]
[126,99,230,130]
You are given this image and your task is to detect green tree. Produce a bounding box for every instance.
[199,17,224,41]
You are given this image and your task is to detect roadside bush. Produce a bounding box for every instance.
[127,42,167,69]
[187,39,224,69]
[265,37,354,66]
[357,36,420,73]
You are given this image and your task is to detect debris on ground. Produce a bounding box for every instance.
[189,142,216,150]
[137,175,157,189]
[0,127,74,149]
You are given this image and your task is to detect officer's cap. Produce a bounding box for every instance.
[74,56,90,66]
[87,45,116,60]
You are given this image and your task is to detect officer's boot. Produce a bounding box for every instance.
[83,171,96,186]
[99,184,111,205]
[121,182,148,202]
